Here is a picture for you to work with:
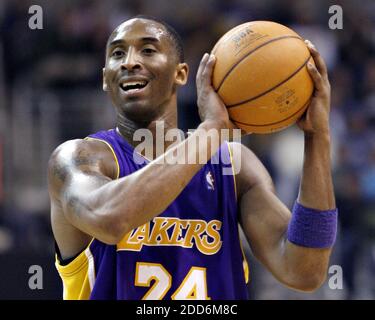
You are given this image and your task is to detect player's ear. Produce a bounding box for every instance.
[103,68,109,91]
[174,63,188,86]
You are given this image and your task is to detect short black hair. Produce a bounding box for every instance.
[107,15,184,63]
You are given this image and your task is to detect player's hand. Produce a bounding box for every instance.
[297,40,331,137]
[196,53,238,131]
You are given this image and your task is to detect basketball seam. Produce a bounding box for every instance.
[231,97,310,127]
[227,54,311,108]
[215,35,302,92]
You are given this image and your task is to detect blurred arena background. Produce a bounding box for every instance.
[0,0,374,299]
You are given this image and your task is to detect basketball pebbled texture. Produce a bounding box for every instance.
[212,21,315,134]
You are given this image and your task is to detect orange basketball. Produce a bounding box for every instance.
[212,21,315,134]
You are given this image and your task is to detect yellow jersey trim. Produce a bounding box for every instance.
[55,238,95,300]
[84,137,120,179]
[239,236,250,284]
[226,142,249,284]
[226,142,238,200]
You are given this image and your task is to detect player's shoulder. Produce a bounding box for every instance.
[48,138,117,188]
[227,141,257,176]
[227,141,257,169]
[49,138,113,164]
[227,141,273,197]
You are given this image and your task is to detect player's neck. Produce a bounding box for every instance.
[116,109,178,160]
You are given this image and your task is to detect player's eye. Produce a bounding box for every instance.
[111,49,125,57]
[142,47,156,55]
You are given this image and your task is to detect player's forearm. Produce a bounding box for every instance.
[85,120,223,241]
[280,132,335,290]
[279,240,331,292]
[298,132,336,210]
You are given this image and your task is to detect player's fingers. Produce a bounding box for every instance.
[305,40,328,79]
[196,53,210,87]
[307,61,324,91]
[201,54,216,87]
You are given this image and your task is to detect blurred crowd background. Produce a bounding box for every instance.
[0,0,374,299]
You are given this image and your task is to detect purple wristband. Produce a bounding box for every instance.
[287,201,338,248]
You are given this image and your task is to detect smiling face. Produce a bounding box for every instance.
[103,18,188,124]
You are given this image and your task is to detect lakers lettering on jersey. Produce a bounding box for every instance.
[55,129,249,300]
[118,217,222,255]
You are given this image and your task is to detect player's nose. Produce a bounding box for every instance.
[121,48,141,71]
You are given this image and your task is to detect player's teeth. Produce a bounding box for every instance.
[123,81,146,87]
[120,80,148,91]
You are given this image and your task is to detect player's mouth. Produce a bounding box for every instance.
[119,79,149,97]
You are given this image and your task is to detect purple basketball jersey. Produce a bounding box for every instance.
[84,128,249,300]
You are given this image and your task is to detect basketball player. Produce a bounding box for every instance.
[48,16,337,299]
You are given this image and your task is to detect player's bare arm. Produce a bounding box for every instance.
[233,41,335,292]
[48,53,233,260]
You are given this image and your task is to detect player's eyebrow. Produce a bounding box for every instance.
[108,36,160,48]
[140,36,160,44]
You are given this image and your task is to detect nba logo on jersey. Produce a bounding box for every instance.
[206,171,215,190]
